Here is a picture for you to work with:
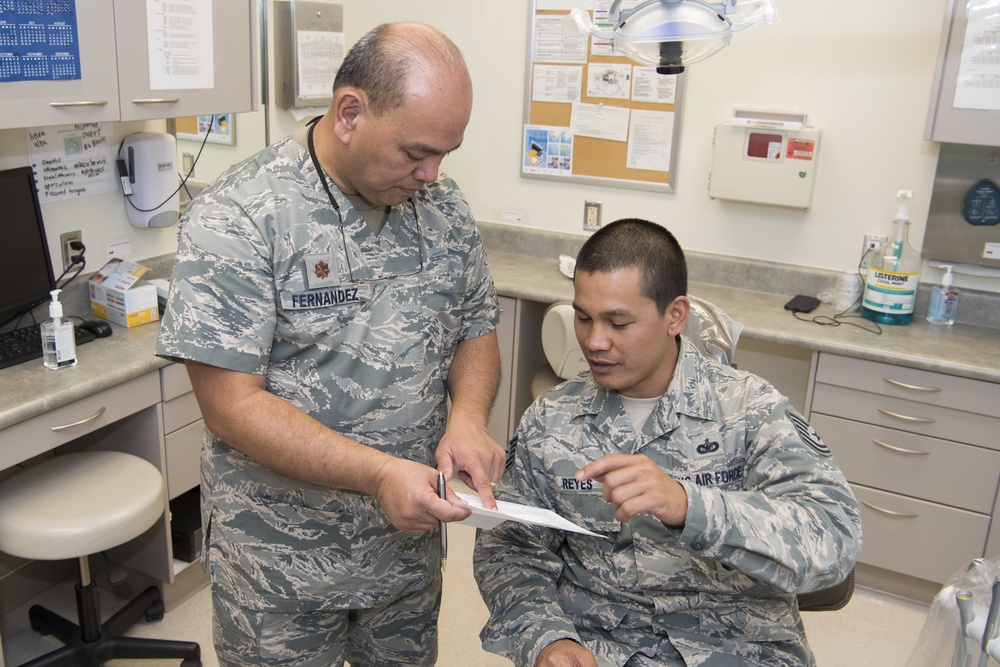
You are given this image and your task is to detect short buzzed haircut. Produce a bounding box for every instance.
[333,23,469,117]
[575,218,688,313]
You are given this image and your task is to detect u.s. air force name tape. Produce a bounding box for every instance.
[280,286,367,310]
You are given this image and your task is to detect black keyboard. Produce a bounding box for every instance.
[0,322,97,370]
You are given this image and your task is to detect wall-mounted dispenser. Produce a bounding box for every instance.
[923,144,1000,272]
[273,1,344,111]
[708,108,821,210]
[117,132,179,229]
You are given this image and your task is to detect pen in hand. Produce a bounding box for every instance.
[438,472,448,572]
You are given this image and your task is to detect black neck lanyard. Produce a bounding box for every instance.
[307,118,342,215]
[305,120,424,283]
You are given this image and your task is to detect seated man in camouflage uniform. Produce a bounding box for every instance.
[473,218,862,667]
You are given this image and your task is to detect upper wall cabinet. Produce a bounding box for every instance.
[0,1,119,128]
[925,0,1000,147]
[0,0,255,130]
[114,0,255,122]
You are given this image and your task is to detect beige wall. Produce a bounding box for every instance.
[4,1,996,295]
[325,1,957,286]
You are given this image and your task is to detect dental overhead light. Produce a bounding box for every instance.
[571,0,779,75]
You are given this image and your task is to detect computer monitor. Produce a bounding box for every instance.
[0,166,56,327]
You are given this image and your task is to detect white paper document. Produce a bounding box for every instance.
[146,0,214,90]
[454,491,603,537]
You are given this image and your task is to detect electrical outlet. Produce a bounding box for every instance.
[860,234,887,269]
[583,201,602,231]
[60,230,82,271]
[182,152,195,177]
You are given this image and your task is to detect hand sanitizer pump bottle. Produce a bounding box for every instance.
[926,264,959,325]
[862,190,922,325]
[41,289,77,369]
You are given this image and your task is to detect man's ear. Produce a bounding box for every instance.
[331,88,365,144]
[666,295,690,336]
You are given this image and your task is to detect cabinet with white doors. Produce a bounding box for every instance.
[0,0,254,130]
[0,363,209,618]
[809,353,1000,587]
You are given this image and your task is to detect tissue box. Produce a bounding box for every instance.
[88,259,159,327]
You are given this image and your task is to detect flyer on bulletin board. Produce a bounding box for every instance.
[26,122,118,202]
[523,125,574,176]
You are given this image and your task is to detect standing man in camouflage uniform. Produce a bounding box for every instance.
[156,23,505,667]
[474,219,861,667]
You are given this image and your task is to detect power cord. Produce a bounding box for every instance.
[0,241,88,332]
[55,239,87,288]
[791,248,883,335]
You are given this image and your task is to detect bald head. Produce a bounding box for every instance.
[333,22,472,118]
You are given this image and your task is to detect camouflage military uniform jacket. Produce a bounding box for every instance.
[156,134,499,613]
[474,336,861,667]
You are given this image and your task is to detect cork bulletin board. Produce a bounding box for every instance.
[522,2,683,193]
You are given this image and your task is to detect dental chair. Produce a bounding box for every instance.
[532,297,854,614]
[907,555,1000,667]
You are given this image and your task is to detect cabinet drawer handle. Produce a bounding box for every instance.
[883,377,941,393]
[130,97,181,104]
[872,439,930,456]
[862,500,919,518]
[48,100,109,107]
[50,406,107,431]
[877,408,935,424]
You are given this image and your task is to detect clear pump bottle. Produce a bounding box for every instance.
[862,190,922,325]
[41,289,77,369]
[926,264,959,326]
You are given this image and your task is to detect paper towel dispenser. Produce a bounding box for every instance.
[273,1,344,111]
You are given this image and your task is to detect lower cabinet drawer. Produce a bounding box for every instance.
[165,419,203,500]
[853,484,988,583]
[0,372,161,471]
[162,391,201,434]
[813,413,1000,513]
[812,383,1000,450]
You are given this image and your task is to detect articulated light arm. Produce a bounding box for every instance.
[569,0,777,74]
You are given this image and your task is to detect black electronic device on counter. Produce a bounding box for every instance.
[784,294,821,313]
[78,319,113,338]
[0,323,96,371]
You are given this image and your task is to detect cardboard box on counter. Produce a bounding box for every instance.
[88,259,159,328]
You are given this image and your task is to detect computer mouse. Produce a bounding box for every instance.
[79,319,113,338]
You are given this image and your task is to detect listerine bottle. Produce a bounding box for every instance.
[861,190,921,325]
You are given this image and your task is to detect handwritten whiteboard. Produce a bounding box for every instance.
[26,123,117,202]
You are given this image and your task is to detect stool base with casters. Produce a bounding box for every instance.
[23,558,200,667]
[0,451,203,667]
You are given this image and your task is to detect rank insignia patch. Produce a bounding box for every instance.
[304,253,340,288]
[787,411,831,457]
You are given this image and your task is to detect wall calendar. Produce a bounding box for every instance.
[0,0,81,83]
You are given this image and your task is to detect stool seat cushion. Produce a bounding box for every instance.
[0,451,166,561]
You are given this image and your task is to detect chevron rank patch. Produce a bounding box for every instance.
[787,411,832,457]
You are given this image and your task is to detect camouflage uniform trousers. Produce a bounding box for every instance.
[211,568,443,667]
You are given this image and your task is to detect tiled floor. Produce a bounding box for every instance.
[2,525,932,667]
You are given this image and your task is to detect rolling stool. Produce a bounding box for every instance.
[0,451,201,666]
